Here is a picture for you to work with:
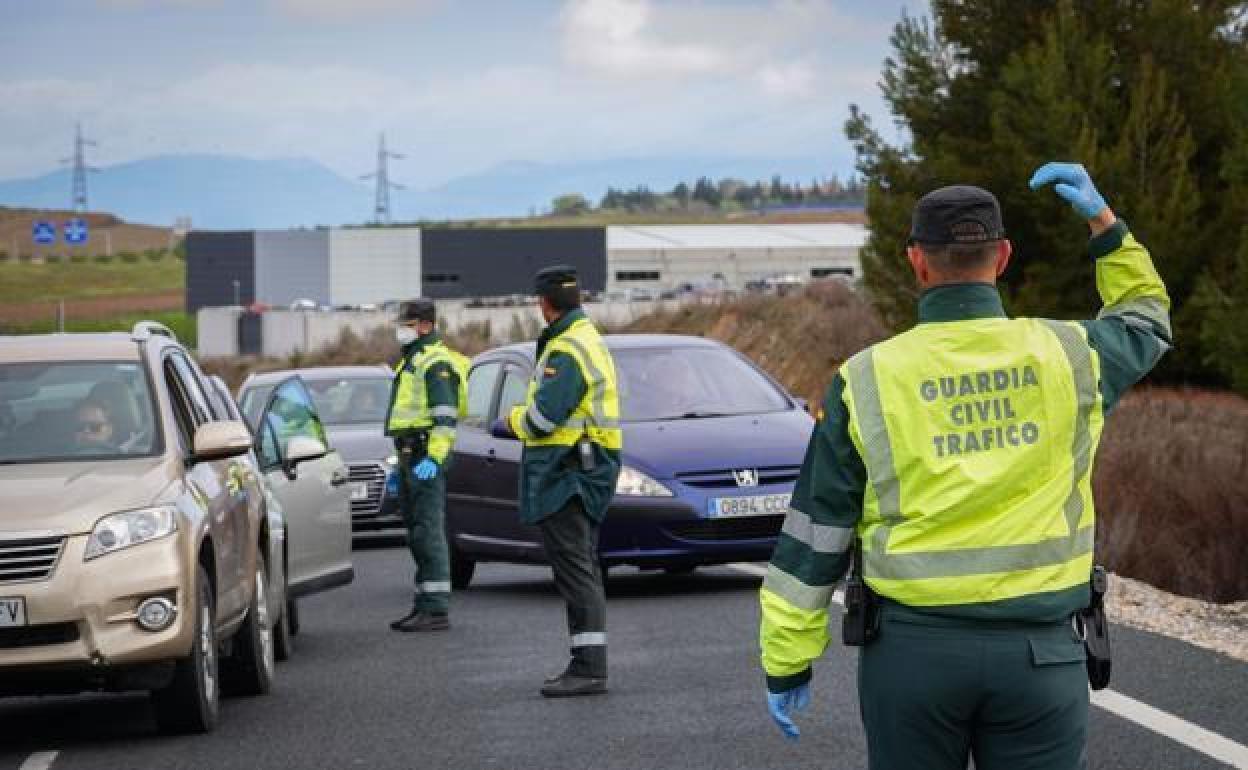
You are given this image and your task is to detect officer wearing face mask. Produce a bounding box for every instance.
[384,299,466,632]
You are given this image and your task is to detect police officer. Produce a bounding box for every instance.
[492,266,622,697]
[386,298,462,632]
[759,163,1172,768]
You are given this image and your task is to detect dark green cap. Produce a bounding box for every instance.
[534,265,579,297]
[398,298,436,323]
[910,185,1006,244]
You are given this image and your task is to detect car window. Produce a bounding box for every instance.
[255,418,282,469]
[303,377,392,426]
[238,384,274,431]
[167,353,214,426]
[613,347,790,422]
[0,361,161,463]
[462,362,502,428]
[205,376,238,422]
[163,358,199,451]
[261,377,328,453]
[497,366,529,420]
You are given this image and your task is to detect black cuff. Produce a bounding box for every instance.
[766,667,812,694]
[1089,218,1129,260]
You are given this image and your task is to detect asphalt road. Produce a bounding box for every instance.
[2,546,1245,769]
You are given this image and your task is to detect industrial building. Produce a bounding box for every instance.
[604,224,864,293]
[186,223,864,312]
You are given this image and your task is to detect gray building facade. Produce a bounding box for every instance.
[419,227,606,299]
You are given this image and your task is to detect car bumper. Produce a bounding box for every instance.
[0,531,195,692]
[598,486,789,568]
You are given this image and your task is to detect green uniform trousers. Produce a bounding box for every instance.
[858,605,1088,770]
[398,456,452,615]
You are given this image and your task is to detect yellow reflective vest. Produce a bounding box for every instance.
[386,337,465,463]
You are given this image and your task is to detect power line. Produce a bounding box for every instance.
[360,132,404,224]
[61,122,99,213]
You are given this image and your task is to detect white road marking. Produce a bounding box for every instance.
[727,562,1248,769]
[19,751,58,770]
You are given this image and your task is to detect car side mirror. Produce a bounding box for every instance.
[193,421,253,462]
[283,435,328,478]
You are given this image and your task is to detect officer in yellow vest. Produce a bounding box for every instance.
[385,298,461,632]
[759,163,1172,768]
[492,266,622,697]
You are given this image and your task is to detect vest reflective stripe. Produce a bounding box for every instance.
[762,563,837,611]
[845,349,903,555]
[843,317,1103,606]
[388,343,456,431]
[780,507,855,555]
[570,632,606,647]
[523,318,622,450]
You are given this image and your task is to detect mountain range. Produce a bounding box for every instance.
[0,153,851,230]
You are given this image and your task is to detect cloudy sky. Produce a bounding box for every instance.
[0,0,915,188]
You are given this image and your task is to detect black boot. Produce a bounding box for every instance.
[389,606,422,631]
[393,612,450,633]
[540,670,607,697]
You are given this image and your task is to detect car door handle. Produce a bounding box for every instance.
[330,469,348,486]
[485,448,496,465]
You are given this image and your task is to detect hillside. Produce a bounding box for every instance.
[0,206,174,258]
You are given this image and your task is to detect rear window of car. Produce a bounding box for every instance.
[241,376,391,428]
[0,361,162,463]
[613,346,791,422]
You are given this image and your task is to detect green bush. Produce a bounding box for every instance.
[118,251,140,263]
[92,253,113,264]
[70,253,89,263]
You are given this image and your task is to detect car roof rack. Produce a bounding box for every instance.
[131,320,178,343]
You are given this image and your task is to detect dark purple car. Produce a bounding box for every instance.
[444,334,815,587]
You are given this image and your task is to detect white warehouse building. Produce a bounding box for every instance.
[604,223,866,293]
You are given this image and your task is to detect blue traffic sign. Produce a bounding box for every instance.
[32,220,55,245]
[64,218,88,245]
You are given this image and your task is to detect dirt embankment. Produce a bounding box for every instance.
[0,207,174,258]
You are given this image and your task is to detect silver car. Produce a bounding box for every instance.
[238,367,403,541]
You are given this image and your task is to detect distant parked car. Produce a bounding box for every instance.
[444,334,814,587]
[238,367,403,541]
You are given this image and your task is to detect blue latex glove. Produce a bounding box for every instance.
[413,458,438,480]
[385,468,399,497]
[766,682,811,741]
[490,417,517,440]
[1029,162,1108,219]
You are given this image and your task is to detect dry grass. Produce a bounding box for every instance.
[1094,388,1248,602]
[624,281,890,406]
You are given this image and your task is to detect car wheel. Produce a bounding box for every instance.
[450,542,475,590]
[152,565,219,735]
[274,575,294,662]
[221,558,276,696]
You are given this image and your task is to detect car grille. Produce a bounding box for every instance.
[0,535,66,584]
[348,463,387,517]
[674,466,801,489]
[664,515,784,542]
[0,622,80,650]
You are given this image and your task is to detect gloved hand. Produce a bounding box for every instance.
[385,469,399,497]
[1029,162,1108,219]
[490,417,517,440]
[413,458,438,480]
[766,682,811,741]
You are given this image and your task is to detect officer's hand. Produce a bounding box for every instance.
[413,458,438,480]
[766,682,811,741]
[1029,162,1108,219]
[490,417,517,440]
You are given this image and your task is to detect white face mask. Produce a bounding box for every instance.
[395,326,418,345]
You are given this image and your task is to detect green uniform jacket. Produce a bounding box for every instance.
[762,220,1172,693]
[516,308,622,525]
[384,331,460,464]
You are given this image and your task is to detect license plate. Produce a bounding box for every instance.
[350,482,371,501]
[707,493,791,518]
[0,597,27,627]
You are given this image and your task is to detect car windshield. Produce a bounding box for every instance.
[240,376,391,428]
[0,361,161,463]
[613,347,790,422]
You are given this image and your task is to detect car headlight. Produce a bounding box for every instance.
[615,466,673,497]
[385,454,398,466]
[84,506,178,561]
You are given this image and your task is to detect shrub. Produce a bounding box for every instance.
[119,251,140,263]
[1094,388,1248,602]
[70,253,89,263]
[92,253,112,264]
